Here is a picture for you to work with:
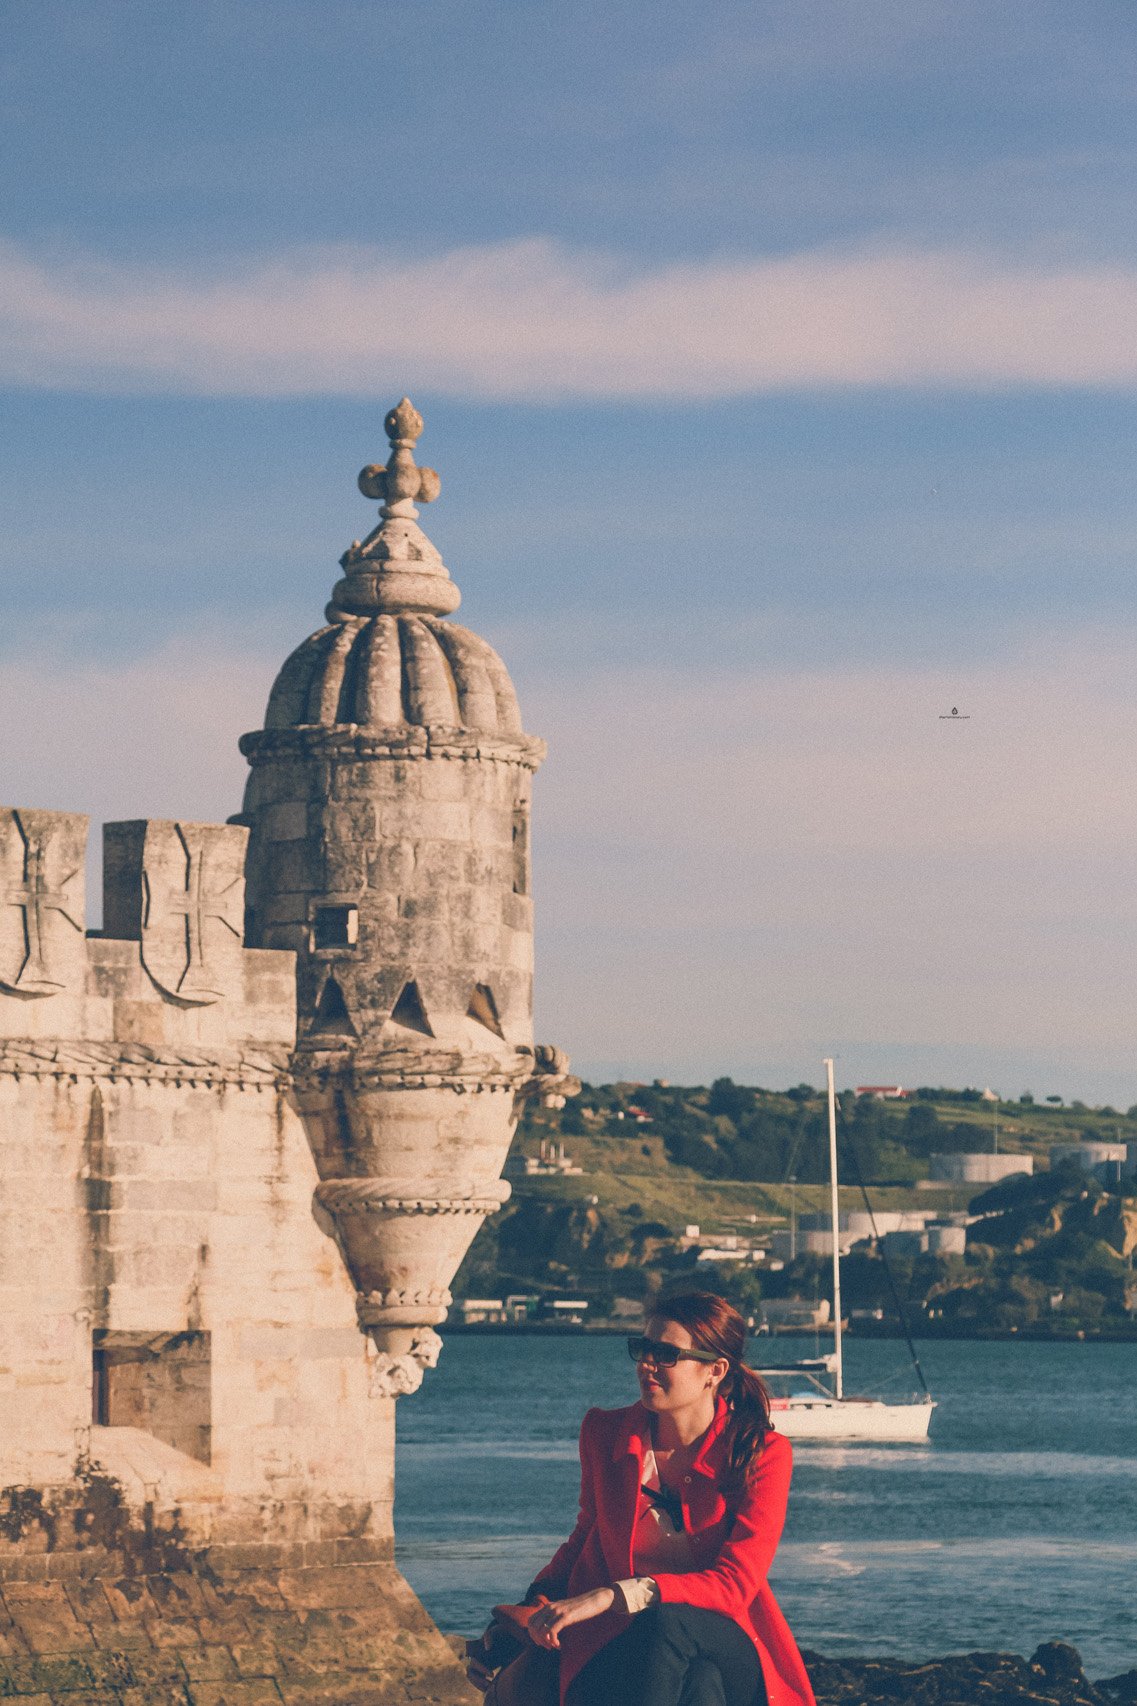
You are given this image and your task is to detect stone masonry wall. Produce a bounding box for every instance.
[0,806,475,1705]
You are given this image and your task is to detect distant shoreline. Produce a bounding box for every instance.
[441,1320,1137,1343]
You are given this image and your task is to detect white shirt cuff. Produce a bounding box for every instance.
[615,1577,661,1614]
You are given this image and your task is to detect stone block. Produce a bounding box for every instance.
[82,1652,137,1691]
[142,1579,207,1624]
[274,1679,380,1706]
[111,1655,186,1689]
[48,1694,118,1706]
[186,1682,282,1706]
[98,1582,159,1633]
[2,1656,44,1694]
[25,1656,94,1694]
[90,1625,153,1655]
[1,1587,93,1655]
[118,1685,192,1706]
[261,897,308,927]
[180,1632,246,1664]
[261,806,308,845]
[272,1569,385,1614]
[416,765,467,805]
[225,1649,280,1684]
[264,847,319,897]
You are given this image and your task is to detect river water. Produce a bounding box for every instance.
[395,1334,1137,1679]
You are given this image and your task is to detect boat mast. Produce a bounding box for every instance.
[824,1058,843,1400]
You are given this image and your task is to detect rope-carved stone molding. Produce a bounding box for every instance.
[314,1179,511,1217]
[0,1039,290,1089]
[293,1044,579,1103]
[360,1288,451,1311]
[367,1326,444,1399]
[240,725,546,772]
[293,1065,524,1094]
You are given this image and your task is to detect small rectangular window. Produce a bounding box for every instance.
[312,905,359,950]
[93,1330,211,1464]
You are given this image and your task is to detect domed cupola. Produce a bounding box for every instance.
[236,400,576,1360]
[264,616,524,738]
[252,397,537,754]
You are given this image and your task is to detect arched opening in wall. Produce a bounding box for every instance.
[467,982,505,1039]
[311,976,358,1035]
[390,979,434,1036]
[92,1330,211,1464]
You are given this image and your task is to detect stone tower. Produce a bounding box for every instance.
[237,398,576,1372]
[0,403,574,1706]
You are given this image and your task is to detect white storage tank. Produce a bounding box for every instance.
[928,1152,1033,1183]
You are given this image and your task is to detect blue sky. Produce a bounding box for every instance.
[4,1,1137,1100]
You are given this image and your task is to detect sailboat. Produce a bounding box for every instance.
[756,1060,936,1442]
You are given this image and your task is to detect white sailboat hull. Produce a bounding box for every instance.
[770,1397,934,1441]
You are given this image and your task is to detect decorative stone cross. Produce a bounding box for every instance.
[0,809,85,997]
[357,398,441,514]
[138,822,244,1005]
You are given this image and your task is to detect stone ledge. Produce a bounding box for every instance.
[240,726,545,773]
[0,1042,290,1089]
[0,1564,476,1706]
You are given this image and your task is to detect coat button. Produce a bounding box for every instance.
[684,1475,691,1483]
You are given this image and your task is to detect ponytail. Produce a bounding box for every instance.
[651,1290,772,1487]
[720,1359,773,1487]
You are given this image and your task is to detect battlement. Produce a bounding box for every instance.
[0,810,295,1050]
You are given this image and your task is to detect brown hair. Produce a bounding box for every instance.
[651,1290,772,1485]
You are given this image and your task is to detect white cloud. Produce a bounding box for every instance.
[4,236,1137,400]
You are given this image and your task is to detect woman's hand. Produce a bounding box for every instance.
[529,1588,615,1649]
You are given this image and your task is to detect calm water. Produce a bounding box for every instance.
[395,1335,1137,1679]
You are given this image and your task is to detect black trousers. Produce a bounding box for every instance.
[569,1603,767,1706]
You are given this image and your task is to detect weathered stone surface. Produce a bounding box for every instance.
[0,1557,476,1706]
[803,1643,1127,1706]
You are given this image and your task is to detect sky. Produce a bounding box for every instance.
[3,0,1137,1102]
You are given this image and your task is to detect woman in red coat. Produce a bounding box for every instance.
[472,1291,815,1706]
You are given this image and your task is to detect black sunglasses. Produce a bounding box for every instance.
[627,1334,720,1369]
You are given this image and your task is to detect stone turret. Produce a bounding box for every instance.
[237,399,577,1381]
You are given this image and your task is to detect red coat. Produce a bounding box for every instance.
[532,1399,815,1706]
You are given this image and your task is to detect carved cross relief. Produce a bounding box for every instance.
[139,822,246,1005]
[0,808,88,998]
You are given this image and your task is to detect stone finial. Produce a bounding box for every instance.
[356,400,441,513]
[330,398,458,620]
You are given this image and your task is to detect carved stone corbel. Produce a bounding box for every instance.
[313,1175,512,1352]
[367,1327,444,1399]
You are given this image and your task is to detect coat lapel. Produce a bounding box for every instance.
[607,1402,651,1578]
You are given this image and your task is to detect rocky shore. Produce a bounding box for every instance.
[803,1643,1137,1706]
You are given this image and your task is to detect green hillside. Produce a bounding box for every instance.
[451,1078,1137,1338]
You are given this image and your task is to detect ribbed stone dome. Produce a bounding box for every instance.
[264,613,523,736]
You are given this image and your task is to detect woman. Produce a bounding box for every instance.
[471,1291,815,1706]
